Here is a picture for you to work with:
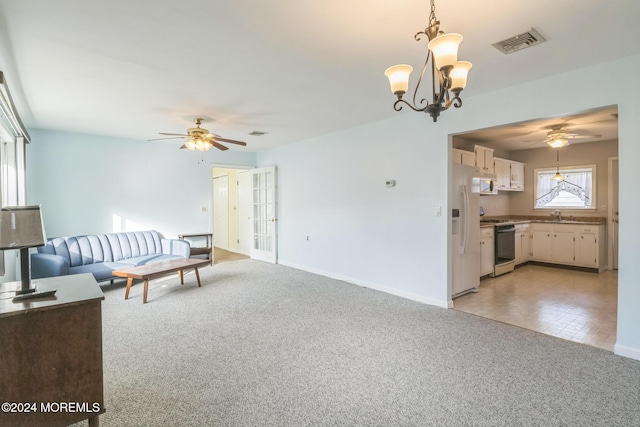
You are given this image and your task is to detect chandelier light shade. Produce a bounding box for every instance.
[384,64,414,97]
[450,61,473,90]
[427,33,463,70]
[385,0,472,122]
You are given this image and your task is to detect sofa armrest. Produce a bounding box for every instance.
[30,253,70,279]
[161,239,191,258]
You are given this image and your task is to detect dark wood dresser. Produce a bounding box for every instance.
[0,273,105,426]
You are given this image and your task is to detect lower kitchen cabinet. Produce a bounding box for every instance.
[531,227,554,263]
[530,223,605,272]
[480,227,494,277]
[514,223,530,265]
[576,225,606,270]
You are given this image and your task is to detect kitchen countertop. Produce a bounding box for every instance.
[480,215,606,226]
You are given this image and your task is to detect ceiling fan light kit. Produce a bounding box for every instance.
[385,0,472,122]
[547,135,569,148]
[149,117,247,152]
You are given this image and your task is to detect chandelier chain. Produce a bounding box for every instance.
[429,0,437,27]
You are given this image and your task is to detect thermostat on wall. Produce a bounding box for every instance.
[386,180,396,187]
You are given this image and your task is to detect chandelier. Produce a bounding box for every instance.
[384,0,472,122]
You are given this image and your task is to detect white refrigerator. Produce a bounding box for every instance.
[452,164,481,297]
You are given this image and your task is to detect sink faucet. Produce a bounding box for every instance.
[550,209,562,221]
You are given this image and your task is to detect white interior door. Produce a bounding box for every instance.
[237,171,251,256]
[213,175,229,250]
[250,166,277,263]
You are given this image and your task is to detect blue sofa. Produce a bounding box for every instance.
[31,230,191,283]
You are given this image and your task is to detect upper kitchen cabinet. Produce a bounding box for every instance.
[494,158,511,190]
[474,145,494,174]
[494,157,525,192]
[452,149,476,166]
[510,161,524,191]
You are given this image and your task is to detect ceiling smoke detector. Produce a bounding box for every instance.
[492,28,546,54]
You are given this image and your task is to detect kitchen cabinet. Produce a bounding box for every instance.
[510,161,525,191]
[553,229,576,264]
[576,225,606,272]
[531,227,554,262]
[530,223,605,271]
[494,157,525,192]
[494,158,511,190]
[474,145,494,174]
[480,227,494,277]
[452,148,476,166]
[514,223,530,265]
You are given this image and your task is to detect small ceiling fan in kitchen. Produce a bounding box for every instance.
[518,123,603,149]
[540,124,602,148]
[148,117,247,151]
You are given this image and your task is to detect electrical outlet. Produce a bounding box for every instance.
[201,206,208,212]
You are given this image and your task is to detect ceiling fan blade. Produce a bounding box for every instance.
[159,132,189,136]
[215,137,247,146]
[179,144,187,149]
[210,141,229,151]
[566,134,602,139]
[148,136,186,141]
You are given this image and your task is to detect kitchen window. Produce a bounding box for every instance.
[534,164,596,209]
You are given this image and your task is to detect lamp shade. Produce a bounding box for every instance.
[0,206,46,250]
[450,61,472,90]
[547,138,569,148]
[552,171,564,181]
[428,33,463,70]
[384,64,413,96]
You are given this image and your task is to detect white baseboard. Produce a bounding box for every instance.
[278,260,449,309]
[614,343,640,361]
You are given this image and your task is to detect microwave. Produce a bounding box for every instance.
[479,176,497,195]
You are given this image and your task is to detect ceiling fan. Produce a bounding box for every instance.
[148,117,247,151]
[542,124,602,148]
[518,123,602,149]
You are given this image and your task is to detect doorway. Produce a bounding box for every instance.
[450,105,619,351]
[211,166,278,264]
[212,167,250,264]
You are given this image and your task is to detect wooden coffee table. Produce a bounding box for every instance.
[113,258,210,304]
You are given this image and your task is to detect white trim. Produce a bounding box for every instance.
[614,343,640,361]
[279,260,450,309]
[607,156,618,271]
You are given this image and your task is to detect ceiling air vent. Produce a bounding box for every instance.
[249,130,268,136]
[492,28,546,54]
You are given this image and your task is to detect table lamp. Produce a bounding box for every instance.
[0,205,55,301]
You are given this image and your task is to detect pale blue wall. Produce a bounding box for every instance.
[26,129,256,239]
[258,53,640,360]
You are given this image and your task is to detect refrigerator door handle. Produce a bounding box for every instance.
[459,184,468,255]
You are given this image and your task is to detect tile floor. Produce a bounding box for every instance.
[213,247,249,264]
[453,264,618,351]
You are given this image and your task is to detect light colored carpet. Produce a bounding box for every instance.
[75,259,639,426]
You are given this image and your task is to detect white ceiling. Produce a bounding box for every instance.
[453,105,619,152]
[0,0,637,152]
